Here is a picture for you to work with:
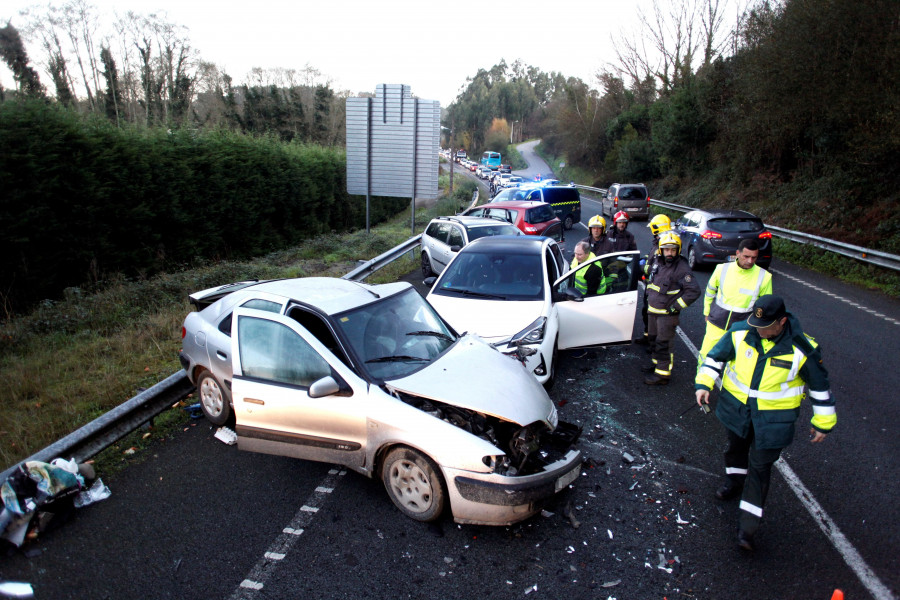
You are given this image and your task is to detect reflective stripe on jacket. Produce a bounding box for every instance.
[695,317,835,449]
[703,263,773,330]
[646,256,700,315]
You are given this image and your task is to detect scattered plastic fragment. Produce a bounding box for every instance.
[182,402,204,419]
[123,447,137,455]
[541,510,554,518]
[214,427,237,445]
[622,452,634,463]
[629,481,639,491]
[74,478,111,508]
[566,546,575,554]
[601,580,621,588]
[607,529,613,539]
[676,513,689,524]
[0,581,34,599]
[525,584,538,595]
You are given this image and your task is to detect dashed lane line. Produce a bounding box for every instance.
[228,468,345,600]
[771,267,900,326]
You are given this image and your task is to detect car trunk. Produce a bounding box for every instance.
[707,218,770,251]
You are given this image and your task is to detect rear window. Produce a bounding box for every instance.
[618,186,647,200]
[526,204,556,223]
[467,224,520,240]
[708,218,764,233]
[542,187,580,205]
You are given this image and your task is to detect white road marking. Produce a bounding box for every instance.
[771,267,900,326]
[229,469,344,600]
[677,324,893,599]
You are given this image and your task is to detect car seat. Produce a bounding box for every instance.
[364,313,398,359]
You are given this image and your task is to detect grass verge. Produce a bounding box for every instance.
[0,184,465,472]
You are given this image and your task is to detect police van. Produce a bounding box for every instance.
[521,184,582,230]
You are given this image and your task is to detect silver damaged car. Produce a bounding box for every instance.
[179,277,581,525]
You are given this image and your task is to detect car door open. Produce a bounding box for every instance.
[552,251,640,349]
[230,308,368,469]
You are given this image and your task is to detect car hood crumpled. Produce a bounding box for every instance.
[386,334,555,428]
[426,297,545,343]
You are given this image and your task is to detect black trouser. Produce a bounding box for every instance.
[640,289,649,335]
[647,313,677,377]
[724,425,784,536]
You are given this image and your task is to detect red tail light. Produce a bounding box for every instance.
[614,197,619,208]
[758,231,772,239]
[701,230,722,240]
[181,326,186,339]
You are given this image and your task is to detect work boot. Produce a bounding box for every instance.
[737,529,755,551]
[633,335,649,346]
[640,364,656,373]
[644,373,670,385]
[715,481,743,500]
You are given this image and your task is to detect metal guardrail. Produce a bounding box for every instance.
[3,191,482,480]
[577,191,900,273]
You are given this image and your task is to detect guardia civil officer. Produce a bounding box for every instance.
[695,295,835,551]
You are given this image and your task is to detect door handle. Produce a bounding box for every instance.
[244,398,265,406]
[217,351,228,360]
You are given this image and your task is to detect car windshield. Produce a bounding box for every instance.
[708,218,764,233]
[432,248,544,302]
[467,224,521,240]
[333,288,456,381]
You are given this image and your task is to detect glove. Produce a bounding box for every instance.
[639,259,646,267]
[669,306,680,315]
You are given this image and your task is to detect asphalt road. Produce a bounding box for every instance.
[3,161,899,600]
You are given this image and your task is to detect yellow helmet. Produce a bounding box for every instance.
[588,215,606,232]
[648,214,672,236]
[658,231,682,254]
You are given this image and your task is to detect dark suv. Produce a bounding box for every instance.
[603,183,650,220]
[421,216,521,277]
[674,209,773,270]
[521,185,582,230]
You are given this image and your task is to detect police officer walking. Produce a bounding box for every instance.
[643,232,700,385]
[695,295,835,551]
[697,239,773,367]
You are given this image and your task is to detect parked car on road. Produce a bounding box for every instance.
[488,187,531,203]
[421,215,521,277]
[180,277,582,526]
[673,209,773,270]
[426,237,640,387]
[603,183,650,220]
[498,164,512,174]
[503,175,526,188]
[463,200,561,236]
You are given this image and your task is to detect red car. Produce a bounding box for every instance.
[463,201,561,236]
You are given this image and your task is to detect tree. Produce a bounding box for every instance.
[0,22,45,97]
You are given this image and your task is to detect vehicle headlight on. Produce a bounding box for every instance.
[509,317,546,347]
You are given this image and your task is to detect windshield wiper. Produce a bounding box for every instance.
[439,288,507,300]
[406,330,454,342]
[365,355,432,364]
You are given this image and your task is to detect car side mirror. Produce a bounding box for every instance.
[309,375,342,398]
[450,245,461,252]
[424,276,437,287]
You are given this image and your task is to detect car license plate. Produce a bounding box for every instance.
[555,465,580,492]
[727,255,736,262]
[626,208,638,211]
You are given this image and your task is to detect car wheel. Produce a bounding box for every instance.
[421,252,434,278]
[564,215,574,230]
[197,371,232,426]
[382,447,446,522]
[688,246,700,270]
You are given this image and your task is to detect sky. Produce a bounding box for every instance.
[1,0,662,107]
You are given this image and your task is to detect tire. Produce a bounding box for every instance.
[687,246,699,270]
[421,251,434,278]
[382,447,446,522]
[197,370,232,426]
[564,215,574,230]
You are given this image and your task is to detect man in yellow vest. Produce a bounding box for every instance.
[695,295,835,551]
[697,240,773,368]
[570,241,606,296]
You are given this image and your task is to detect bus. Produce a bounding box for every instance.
[481,151,502,170]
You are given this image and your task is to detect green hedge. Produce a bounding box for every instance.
[0,100,406,310]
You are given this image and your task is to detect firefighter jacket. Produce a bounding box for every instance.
[646,256,700,315]
[695,316,835,450]
[704,262,773,330]
[608,228,637,252]
[570,253,606,296]
[581,235,615,257]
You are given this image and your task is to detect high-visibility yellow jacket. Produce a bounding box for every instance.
[695,316,835,450]
[704,262,773,330]
[570,253,606,296]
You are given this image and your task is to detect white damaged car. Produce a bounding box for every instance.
[179,277,581,526]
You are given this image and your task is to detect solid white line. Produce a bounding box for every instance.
[776,460,896,600]
[677,325,894,599]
